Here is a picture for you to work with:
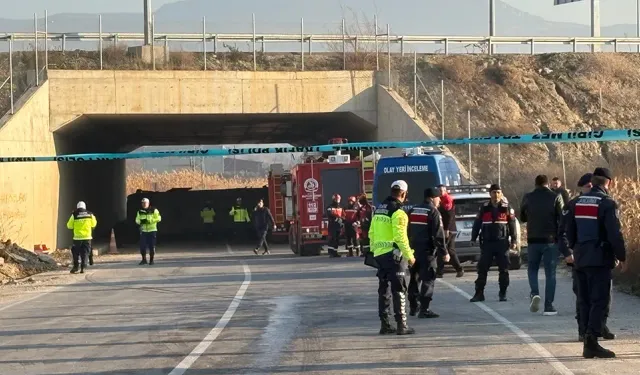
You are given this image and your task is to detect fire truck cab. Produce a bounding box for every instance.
[285,139,376,256]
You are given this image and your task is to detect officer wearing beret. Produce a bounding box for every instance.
[565,167,626,358]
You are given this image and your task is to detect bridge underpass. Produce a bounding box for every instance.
[0,69,436,250]
[53,112,377,246]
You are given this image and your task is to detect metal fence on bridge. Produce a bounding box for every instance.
[1,12,639,200]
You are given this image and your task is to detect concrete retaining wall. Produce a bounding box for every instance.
[48,70,378,130]
[0,82,59,249]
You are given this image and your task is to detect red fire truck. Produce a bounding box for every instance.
[268,139,377,256]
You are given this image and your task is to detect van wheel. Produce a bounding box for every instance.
[509,254,522,270]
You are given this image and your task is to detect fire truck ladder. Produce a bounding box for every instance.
[360,150,377,201]
[271,174,285,225]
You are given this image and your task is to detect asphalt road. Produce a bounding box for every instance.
[1,243,640,375]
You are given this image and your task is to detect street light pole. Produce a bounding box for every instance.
[144,0,152,45]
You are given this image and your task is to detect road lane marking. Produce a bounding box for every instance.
[168,244,251,375]
[438,279,574,375]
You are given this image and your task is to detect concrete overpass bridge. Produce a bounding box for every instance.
[0,70,437,249]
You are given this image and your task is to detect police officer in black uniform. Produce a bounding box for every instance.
[407,188,448,318]
[470,184,518,302]
[565,167,625,359]
[561,173,616,342]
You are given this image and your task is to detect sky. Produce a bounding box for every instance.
[3,0,637,26]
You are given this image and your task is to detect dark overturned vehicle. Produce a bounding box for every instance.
[449,184,524,270]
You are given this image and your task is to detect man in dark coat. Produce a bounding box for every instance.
[252,199,276,255]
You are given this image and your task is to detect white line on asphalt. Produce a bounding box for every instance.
[438,279,574,375]
[168,244,251,375]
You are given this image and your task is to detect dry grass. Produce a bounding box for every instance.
[610,178,640,291]
[126,169,267,195]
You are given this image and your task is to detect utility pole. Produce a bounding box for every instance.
[144,0,152,45]
[489,0,496,54]
[591,0,600,52]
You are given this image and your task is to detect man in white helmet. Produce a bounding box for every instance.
[66,201,97,274]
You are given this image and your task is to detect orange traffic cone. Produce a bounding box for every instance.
[108,229,118,254]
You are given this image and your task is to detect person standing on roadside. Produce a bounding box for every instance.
[369,180,416,335]
[136,197,162,265]
[560,173,615,342]
[326,193,344,258]
[343,196,361,257]
[435,184,464,278]
[67,201,97,274]
[229,197,251,243]
[470,184,518,303]
[565,168,625,358]
[252,199,276,255]
[407,188,448,318]
[520,175,570,316]
[552,177,570,206]
[356,195,374,257]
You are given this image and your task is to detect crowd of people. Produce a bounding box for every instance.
[368,167,626,360]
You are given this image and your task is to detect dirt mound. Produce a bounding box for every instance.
[0,240,64,282]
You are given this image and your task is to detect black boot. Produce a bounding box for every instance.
[470,290,485,302]
[601,325,616,340]
[379,320,396,335]
[70,266,78,274]
[418,309,440,318]
[583,334,615,358]
[409,303,419,316]
[347,248,354,257]
[88,251,94,266]
[396,321,416,335]
[499,290,507,302]
[456,269,464,277]
[139,258,147,265]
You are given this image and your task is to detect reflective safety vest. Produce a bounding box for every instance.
[229,205,250,223]
[201,207,216,223]
[136,207,162,232]
[67,209,97,241]
[368,196,414,260]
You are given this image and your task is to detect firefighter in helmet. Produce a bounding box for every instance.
[326,193,344,258]
[344,196,361,257]
[357,194,374,257]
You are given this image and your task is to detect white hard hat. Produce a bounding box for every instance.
[141,198,149,203]
[77,201,86,209]
[391,180,408,191]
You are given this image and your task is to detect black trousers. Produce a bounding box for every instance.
[437,232,463,273]
[572,267,611,335]
[255,228,269,251]
[344,224,359,250]
[576,266,612,337]
[376,252,409,324]
[327,227,341,253]
[140,231,157,260]
[360,235,370,256]
[408,255,437,311]
[475,240,510,292]
[71,240,91,269]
